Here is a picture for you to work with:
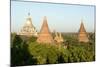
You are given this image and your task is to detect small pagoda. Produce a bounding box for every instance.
[54,32,64,43]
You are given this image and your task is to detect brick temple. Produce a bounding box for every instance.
[78,20,89,42]
[36,16,54,44]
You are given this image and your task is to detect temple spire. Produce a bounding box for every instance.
[54,32,64,43]
[37,16,54,44]
[78,20,89,42]
[79,21,86,33]
[27,12,31,19]
[28,12,30,16]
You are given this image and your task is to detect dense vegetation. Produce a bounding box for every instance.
[11,32,95,66]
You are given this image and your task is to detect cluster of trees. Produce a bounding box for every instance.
[11,33,36,66]
[11,33,95,66]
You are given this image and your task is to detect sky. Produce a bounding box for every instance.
[11,0,95,33]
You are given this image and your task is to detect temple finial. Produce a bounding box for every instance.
[44,16,47,20]
[28,12,30,16]
[81,18,83,23]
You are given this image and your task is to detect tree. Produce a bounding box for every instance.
[11,34,36,66]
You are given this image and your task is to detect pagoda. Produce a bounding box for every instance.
[19,13,38,37]
[78,20,89,42]
[37,16,54,44]
[54,32,64,43]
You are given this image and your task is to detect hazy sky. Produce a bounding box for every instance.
[11,1,95,33]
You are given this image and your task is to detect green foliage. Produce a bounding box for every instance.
[11,33,23,48]
[11,33,95,66]
[11,34,36,66]
[27,36,37,43]
[11,33,17,47]
[28,42,59,64]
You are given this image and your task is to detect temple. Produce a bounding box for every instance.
[19,13,38,37]
[36,16,54,44]
[78,20,89,42]
[54,32,64,43]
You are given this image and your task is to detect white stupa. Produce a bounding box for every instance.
[19,13,38,37]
